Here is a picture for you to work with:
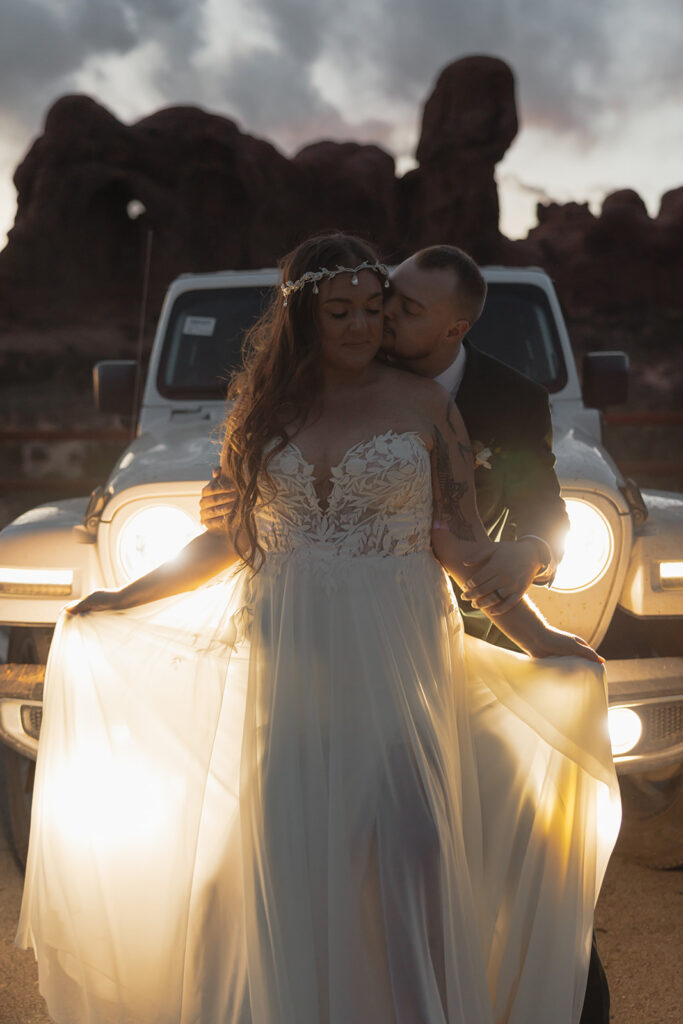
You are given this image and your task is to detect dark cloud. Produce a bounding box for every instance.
[266,0,680,143]
[0,0,196,132]
[282,0,681,143]
[0,0,680,161]
[204,44,395,154]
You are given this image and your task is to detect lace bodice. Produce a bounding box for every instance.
[255,429,432,561]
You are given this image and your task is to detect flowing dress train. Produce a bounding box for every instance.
[16,429,621,1024]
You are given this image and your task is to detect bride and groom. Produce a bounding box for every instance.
[199,239,612,1023]
[17,233,620,1024]
[203,243,568,634]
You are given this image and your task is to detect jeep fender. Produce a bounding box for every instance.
[0,498,105,626]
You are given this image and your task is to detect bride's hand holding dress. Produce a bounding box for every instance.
[66,589,126,615]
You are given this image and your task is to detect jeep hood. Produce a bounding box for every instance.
[106,421,624,496]
[105,422,221,495]
[552,424,623,489]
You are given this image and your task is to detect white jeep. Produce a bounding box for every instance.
[1,267,681,868]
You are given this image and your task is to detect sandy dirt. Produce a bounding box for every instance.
[0,783,681,1024]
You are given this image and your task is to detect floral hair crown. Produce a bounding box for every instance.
[280,260,390,307]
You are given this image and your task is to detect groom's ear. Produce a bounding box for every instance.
[446,319,470,342]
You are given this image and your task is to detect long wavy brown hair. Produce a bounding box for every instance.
[222,232,385,570]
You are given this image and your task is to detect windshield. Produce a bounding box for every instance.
[157,287,271,399]
[466,283,566,392]
[157,281,567,399]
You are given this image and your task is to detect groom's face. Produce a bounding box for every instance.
[382,257,469,377]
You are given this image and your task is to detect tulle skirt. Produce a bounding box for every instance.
[16,549,620,1024]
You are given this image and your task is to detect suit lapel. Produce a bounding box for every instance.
[455,342,506,533]
[456,342,499,449]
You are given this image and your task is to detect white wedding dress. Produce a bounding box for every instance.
[17,429,621,1024]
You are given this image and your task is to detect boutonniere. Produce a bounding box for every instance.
[472,440,493,470]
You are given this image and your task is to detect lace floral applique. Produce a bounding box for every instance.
[255,430,432,570]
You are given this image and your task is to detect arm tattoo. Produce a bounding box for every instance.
[445,399,460,436]
[433,426,476,541]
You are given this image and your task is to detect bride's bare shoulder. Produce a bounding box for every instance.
[377,363,445,400]
[375,365,467,441]
[380,366,453,411]
[391,369,471,436]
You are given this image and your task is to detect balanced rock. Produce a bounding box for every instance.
[401,56,517,262]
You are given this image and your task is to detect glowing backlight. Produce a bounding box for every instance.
[0,567,73,586]
[597,780,622,847]
[552,499,613,592]
[660,561,683,586]
[117,505,202,581]
[608,706,643,755]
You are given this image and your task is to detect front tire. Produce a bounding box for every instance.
[1,745,34,869]
[1,627,51,870]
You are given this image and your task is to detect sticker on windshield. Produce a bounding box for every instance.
[183,315,216,337]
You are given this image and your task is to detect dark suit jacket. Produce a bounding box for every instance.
[455,344,610,1021]
[454,341,569,643]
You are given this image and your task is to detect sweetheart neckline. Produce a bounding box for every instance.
[282,428,430,516]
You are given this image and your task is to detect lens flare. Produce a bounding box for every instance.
[660,561,683,587]
[117,505,202,582]
[608,706,643,756]
[552,499,613,592]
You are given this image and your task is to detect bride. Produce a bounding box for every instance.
[16,232,620,1024]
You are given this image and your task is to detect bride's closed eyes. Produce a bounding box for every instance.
[327,307,383,320]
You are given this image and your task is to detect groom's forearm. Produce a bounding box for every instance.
[441,555,547,654]
[479,591,548,654]
[517,534,555,585]
[433,531,549,654]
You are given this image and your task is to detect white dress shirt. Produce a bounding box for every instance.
[434,344,467,396]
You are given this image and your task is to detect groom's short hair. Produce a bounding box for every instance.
[414,245,487,326]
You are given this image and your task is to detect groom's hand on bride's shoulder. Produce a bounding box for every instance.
[199,468,238,532]
[461,539,545,614]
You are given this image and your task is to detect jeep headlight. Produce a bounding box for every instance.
[117,505,202,582]
[552,498,614,592]
[608,706,643,755]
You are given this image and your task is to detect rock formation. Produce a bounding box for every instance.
[401,56,517,263]
[0,54,680,336]
[520,187,682,317]
[0,55,520,326]
[1,97,304,322]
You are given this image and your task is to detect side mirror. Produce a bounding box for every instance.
[582,351,629,409]
[93,360,138,415]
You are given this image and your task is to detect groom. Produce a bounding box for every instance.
[382,246,609,1024]
[198,244,609,1023]
[382,245,568,634]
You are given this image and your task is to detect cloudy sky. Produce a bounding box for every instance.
[0,0,680,246]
